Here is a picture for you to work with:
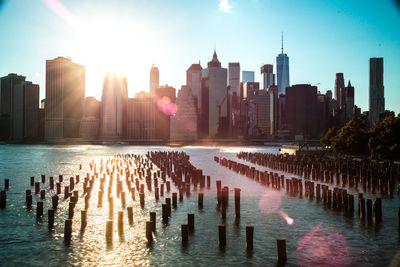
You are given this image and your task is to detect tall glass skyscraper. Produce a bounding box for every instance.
[276,34,290,96]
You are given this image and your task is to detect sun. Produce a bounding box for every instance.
[73,19,153,97]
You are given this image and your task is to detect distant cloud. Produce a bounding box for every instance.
[219,0,232,13]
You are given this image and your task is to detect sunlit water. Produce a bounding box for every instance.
[0,145,399,266]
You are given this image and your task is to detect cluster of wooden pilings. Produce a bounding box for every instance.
[237,152,400,197]
[215,154,385,226]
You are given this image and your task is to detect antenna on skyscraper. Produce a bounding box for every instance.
[281,32,284,54]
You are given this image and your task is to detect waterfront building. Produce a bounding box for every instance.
[45,57,85,140]
[250,90,274,136]
[127,97,157,140]
[241,70,255,84]
[345,81,355,122]
[0,73,26,140]
[286,84,322,138]
[261,64,275,90]
[200,50,228,138]
[80,97,100,139]
[186,63,203,113]
[11,81,39,141]
[228,62,240,96]
[276,34,290,95]
[154,85,176,141]
[369,57,384,125]
[170,85,198,141]
[150,65,159,96]
[100,71,127,140]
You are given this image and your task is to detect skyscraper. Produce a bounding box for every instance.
[201,50,228,138]
[261,64,275,90]
[241,71,255,84]
[150,65,159,96]
[228,62,240,95]
[345,81,354,122]
[186,63,203,112]
[170,85,198,141]
[80,96,100,139]
[45,57,85,140]
[334,73,345,109]
[276,34,290,96]
[12,81,39,141]
[0,73,26,140]
[100,71,128,139]
[369,57,384,125]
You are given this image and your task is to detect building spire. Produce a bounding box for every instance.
[281,32,284,54]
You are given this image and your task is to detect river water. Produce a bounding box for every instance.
[0,145,399,266]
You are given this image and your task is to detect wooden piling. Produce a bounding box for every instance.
[162,203,168,223]
[35,182,40,195]
[127,206,133,226]
[246,226,254,250]
[48,209,54,230]
[188,213,195,232]
[373,198,382,225]
[172,192,177,208]
[234,188,241,218]
[81,210,87,230]
[198,192,204,209]
[218,224,226,247]
[105,220,113,245]
[150,211,156,232]
[4,179,9,190]
[181,224,189,244]
[64,219,73,242]
[118,211,124,240]
[146,221,153,242]
[36,201,43,219]
[277,238,287,262]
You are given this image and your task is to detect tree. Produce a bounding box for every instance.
[320,126,340,148]
[368,114,400,160]
[331,117,369,155]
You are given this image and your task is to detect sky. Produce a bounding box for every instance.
[0,0,399,113]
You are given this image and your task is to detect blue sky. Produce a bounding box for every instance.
[0,0,399,113]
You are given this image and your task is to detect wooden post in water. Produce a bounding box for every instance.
[277,239,287,262]
[246,226,254,250]
[188,213,195,232]
[373,198,382,225]
[64,219,73,242]
[118,211,124,240]
[146,221,153,242]
[218,224,226,247]
[26,194,32,208]
[235,188,241,218]
[166,197,171,216]
[150,211,156,232]
[35,182,40,195]
[52,195,58,209]
[40,190,45,200]
[36,201,43,219]
[366,199,373,223]
[181,224,189,244]
[4,179,9,190]
[162,203,168,224]
[48,209,54,230]
[172,192,177,208]
[30,176,34,186]
[81,210,87,231]
[127,207,133,226]
[198,192,204,209]
[105,220,113,245]
[139,193,145,207]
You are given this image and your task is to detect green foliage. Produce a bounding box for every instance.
[331,117,369,155]
[368,114,400,160]
[320,126,340,147]
[321,114,400,160]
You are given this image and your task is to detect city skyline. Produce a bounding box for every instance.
[0,0,399,114]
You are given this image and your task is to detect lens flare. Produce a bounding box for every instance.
[258,190,282,214]
[157,96,178,115]
[279,210,294,225]
[42,0,79,26]
[295,222,350,266]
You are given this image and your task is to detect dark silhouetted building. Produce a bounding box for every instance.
[12,81,39,141]
[127,97,157,140]
[80,97,100,139]
[154,85,176,141]
[45,57,85,140]
[286,84,327,138]
[334,73,345,109]
[0,73,26,140]
[369,57,384,125]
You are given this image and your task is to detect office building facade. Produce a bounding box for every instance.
[369,57,384,125]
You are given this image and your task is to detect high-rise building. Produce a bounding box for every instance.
[0,73,26,140]
[345,81,354,122]
[369,57,384,125]
[241,71,255,84]
[250,89,275,136]
[334,73,345,109]
[100,71,128,139]
[127,97,157,140]
[276,34,290,96]
[170,85,198,141]
[228,62,240,95]
[243,82,259,99]
[150,65,159,96]
[11,81,39,141]
[261,64,275,90]
[154,85,176,141]
[286,84,323,138]
[80,96,100,139]
[45,57,85,140]
[186,63,203,112]
[201,50,228,138]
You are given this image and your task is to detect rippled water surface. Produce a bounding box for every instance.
[0,145,399,266]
